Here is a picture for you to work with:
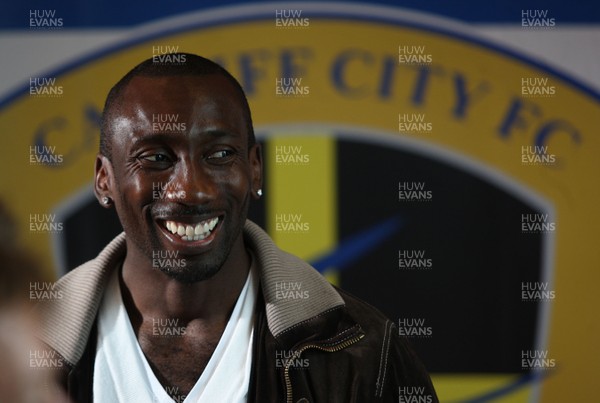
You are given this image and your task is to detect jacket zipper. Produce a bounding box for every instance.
[284,333,365,403]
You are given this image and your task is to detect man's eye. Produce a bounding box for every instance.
[142,153,170,162]
[207,150,233,159]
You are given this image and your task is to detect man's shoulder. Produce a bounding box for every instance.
[332,286,407,357]
[53,257,104,289]
[333,286,422,361]
[35,232,126,368]
[331,287,438,400]
[53,232,126,290]
[334,286,392,328]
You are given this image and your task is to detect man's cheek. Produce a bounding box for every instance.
[219,170,249,191]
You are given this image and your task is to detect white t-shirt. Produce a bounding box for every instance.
[93,265,258,403]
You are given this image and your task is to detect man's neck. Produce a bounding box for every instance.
[119,238,251,330]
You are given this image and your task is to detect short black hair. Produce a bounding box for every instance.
[99,53,255,159]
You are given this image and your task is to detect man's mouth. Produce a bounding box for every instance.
[163,216,219,241]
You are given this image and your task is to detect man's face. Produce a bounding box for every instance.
[99,74,261,283]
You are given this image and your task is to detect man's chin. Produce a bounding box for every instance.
[147,222,238,283]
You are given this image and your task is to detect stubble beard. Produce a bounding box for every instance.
[151,208,249,284]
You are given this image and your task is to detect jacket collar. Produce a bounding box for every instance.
[36,220,345,366]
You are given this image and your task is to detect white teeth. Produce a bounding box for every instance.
[164,217,220,241]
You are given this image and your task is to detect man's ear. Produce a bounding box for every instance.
[249,143,263,199]
[94,154,115,208]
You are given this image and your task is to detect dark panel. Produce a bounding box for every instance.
[337,138,542,373]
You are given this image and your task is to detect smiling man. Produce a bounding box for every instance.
[36,53,437,403]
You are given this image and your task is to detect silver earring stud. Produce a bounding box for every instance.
[102,196,110,205]
[257,189,263,197]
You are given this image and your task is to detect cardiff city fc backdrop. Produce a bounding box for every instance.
[1,2,599,402]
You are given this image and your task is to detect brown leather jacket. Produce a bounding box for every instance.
[36,221,438,403]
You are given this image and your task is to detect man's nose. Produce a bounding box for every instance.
[171,159,217,205]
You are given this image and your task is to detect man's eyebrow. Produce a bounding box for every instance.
[128,130,242,149]
[130,133,176,146]
[201,129,242,139]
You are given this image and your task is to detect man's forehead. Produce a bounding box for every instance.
[117,74,242,115]
[106,74,248,144]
